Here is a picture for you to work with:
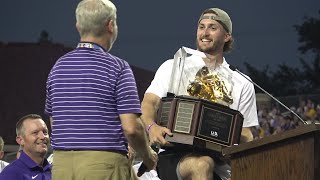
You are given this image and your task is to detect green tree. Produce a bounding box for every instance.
[298,55,320,92]
[244,11,320,96]
[271,63,308,95]
[244,62,304,96]
[295,11,320,54]
[294,10,320,93]
[243,62,277,94]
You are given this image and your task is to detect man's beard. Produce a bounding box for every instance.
[196,38,223,54]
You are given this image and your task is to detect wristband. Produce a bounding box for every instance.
[146,122,156,133]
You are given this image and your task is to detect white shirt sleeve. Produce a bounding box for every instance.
[145,60,174,98]
[238,80,259,127]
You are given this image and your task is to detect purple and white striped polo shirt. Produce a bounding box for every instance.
[45,42,141,152]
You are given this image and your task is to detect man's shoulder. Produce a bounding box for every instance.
[2,159,24,170]
[0,161,24,178]
[106,53,129,66]
[0,158,40,179]
[230,70,252,86]
[57,48,78,59]
[157,59,174,69]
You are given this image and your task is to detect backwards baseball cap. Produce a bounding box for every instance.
[198,8,232,34]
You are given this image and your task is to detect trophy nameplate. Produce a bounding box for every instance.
[157,95,243,152]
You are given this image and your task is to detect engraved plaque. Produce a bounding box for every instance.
[157,95,243,152]
[174,102,194,133]
[159,101,171,127]
[198,107,234,146]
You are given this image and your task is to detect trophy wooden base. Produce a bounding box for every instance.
[158,95,244,152]
[165,133,224,152]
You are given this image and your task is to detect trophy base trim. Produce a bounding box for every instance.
[165,133,223,152]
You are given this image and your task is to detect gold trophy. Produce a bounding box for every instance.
[187,66,233,106]
[157,47,243,152]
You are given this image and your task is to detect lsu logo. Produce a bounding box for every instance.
[210,131,218,137]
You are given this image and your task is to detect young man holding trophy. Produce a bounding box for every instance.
[141,7,259,180]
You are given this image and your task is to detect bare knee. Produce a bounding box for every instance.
[198,156,214,168]
[178,155,214,180]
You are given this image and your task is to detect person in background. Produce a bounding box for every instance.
[0,114,51,180]
[0,136,9,173]
[45,0,157,179]
[141,7,259,180]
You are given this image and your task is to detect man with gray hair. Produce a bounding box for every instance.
[0,136,9,173]
[45,0,157,179]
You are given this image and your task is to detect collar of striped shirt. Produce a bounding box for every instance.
[77,42,106,52]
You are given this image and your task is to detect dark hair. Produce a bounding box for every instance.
[16,114,42,136]
[223,36,234,53]
[201,10,234,53]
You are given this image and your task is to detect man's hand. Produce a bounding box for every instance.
[240,127,254,143]
[141,93,173,145]
[140,146,158,172]
[148,123,173,145]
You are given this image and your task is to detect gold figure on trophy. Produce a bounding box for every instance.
[187,66,233,106]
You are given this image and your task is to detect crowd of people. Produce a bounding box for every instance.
[252,98,320,139]
[0,0,318,179]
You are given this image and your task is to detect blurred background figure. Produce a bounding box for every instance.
[0,136,9,173]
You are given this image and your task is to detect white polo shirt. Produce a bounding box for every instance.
[146,55,259,127]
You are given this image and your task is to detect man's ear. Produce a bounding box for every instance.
[76,22,80,32]
[107,20,114,33]
[16,136,24,146]
[224,33,231,43]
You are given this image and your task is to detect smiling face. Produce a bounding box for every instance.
[196,13,231,55]
[17,118,49,159]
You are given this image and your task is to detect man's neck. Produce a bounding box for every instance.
[202,52,224,68]
[80,36,109,51]
[36,158,45,167]
[24,151,45,167]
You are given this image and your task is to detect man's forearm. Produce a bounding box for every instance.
[125,119,151,158]
[141,102,158,127]
[141,93,161,127]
